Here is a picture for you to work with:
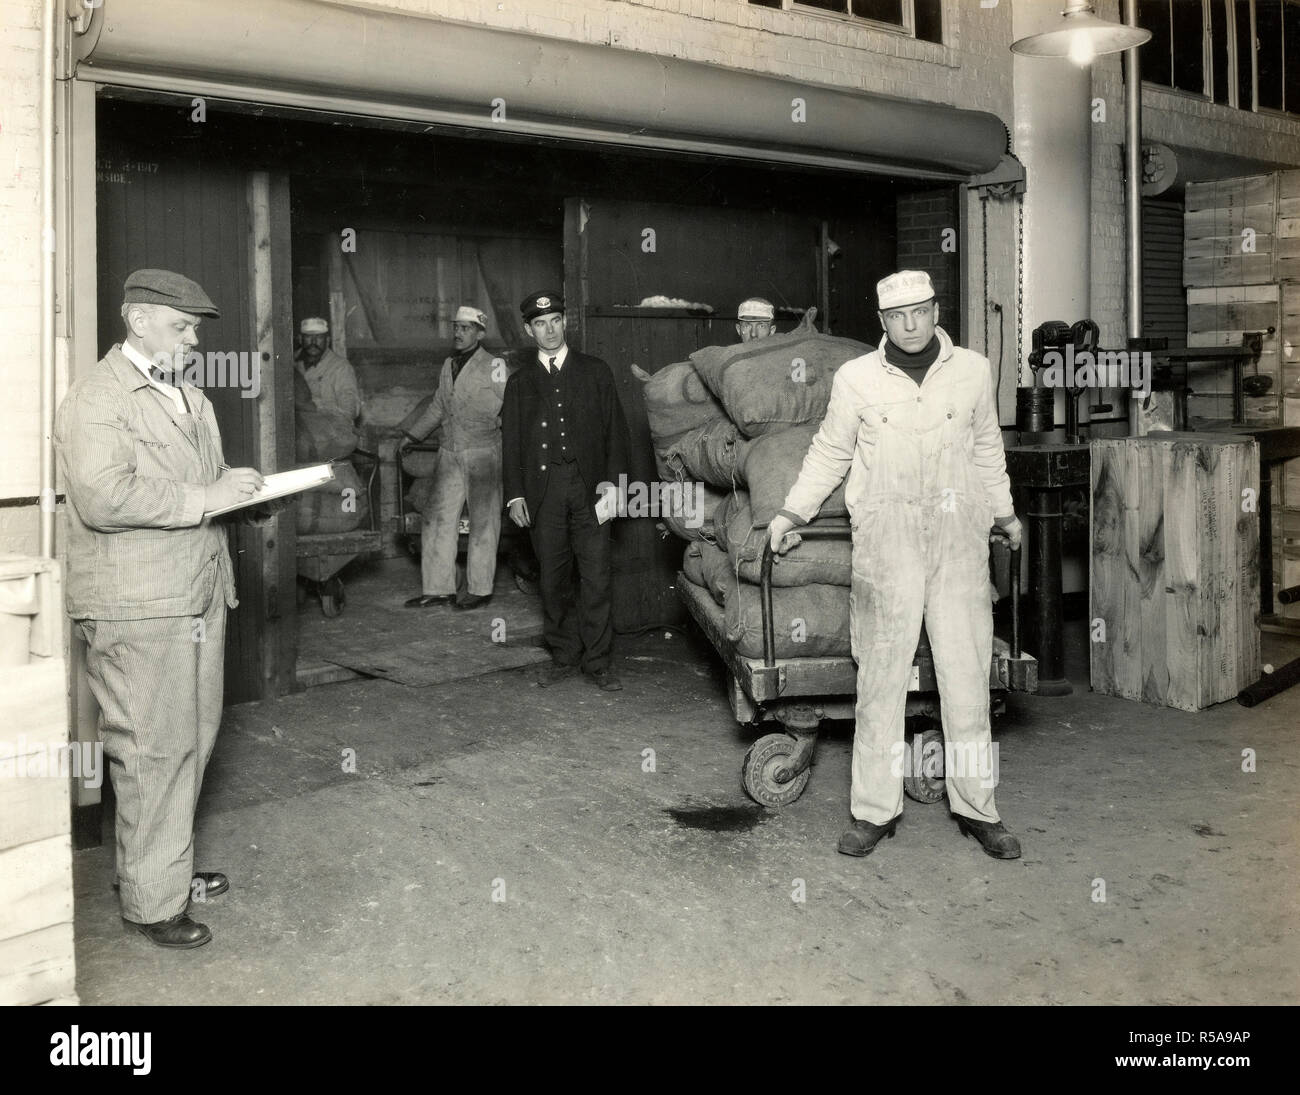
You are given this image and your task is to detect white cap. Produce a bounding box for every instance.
[454,306,488,329]
[737,298,775,321]
[876,271,935,311]
[300,316,329,334]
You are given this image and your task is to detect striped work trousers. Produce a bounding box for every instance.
[78,593,227,924]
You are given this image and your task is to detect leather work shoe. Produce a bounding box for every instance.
[585,668,623,692]
[836,816,900,857]
[191,871,229,899]
[405,593,454,608]
[454,593,492,610]
[124,912,212,949]
[955,815,1022,860]
[538,662,579,687]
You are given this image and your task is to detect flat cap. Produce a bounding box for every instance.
[876,270,935,312]
[300,317,329,334]
[123,269,221,318]
[520,290,564,323]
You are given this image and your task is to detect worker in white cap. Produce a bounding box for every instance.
[296,317,362,425]
[735,297,777,343]
[402,305,507,609]
[767,270,1025,863]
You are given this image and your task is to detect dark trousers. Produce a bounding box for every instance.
[529,461,613,673]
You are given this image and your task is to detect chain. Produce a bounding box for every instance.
[1016,192,1024,387]
[982,193,990,359]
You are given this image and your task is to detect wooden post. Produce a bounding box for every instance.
[246,172,298,698]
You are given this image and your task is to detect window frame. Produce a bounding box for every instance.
[769,0,944,43]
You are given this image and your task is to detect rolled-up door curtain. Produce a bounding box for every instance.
[74,0,1007,180]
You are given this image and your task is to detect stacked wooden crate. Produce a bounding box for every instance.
[0,556,76,1005]
[1090,434,1259,711]
[1185,171,1300,619]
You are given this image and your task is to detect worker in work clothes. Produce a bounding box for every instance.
[402,306,507,610]
[296,316,362,425]
[55,269,271,948]
[735,297,778,343]
[767,270,1025,861]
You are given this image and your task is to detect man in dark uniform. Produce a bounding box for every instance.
[502,291,630,692]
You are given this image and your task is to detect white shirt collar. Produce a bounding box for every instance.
[537,344,569,371]
[122,340,187,414]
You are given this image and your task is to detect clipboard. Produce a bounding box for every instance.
[204,463,335,518]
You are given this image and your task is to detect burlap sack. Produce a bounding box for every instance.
[688,318,872,437]
[296,408,359,463]
[663,417,750,489]
[681,538,735,607]
[743,422,850,526]
[715,565,851,659]
[720,490,851,587]
[635,360,725,455]
[659,481,727,543]
[295,462,368,534]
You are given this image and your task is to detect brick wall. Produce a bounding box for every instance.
[0,0,44,554]
[896,188,961,345]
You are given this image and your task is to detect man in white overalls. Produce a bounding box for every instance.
[768,271,1024,861]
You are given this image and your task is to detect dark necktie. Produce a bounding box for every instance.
[548,357,557,376]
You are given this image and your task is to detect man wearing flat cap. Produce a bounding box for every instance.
[296,316,362,426]
[501,291,630,691]
[768,270,1025,863]
[735,297,778,343]
[402,305,507,610]
[55,269,270,949]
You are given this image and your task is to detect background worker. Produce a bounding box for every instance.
[767,270,1025,862]
[501,290,630,691]
[55,269,267,949]
[296,316,362,426]
[735,297,778,343]
[402,306,506,610]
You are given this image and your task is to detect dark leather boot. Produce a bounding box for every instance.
[836,816,900,857]
[955,815,1022,859]
[125,912,212,949]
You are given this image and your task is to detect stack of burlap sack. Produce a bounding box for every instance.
[636,312,873,660]
[294,369,368,535]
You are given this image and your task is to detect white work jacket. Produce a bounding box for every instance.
[782,327,1014,528]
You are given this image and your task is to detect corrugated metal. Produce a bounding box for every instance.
[1144,199,1187,348]
[73,0,1008,180]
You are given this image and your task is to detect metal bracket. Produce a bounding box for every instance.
[967,154,1026,198]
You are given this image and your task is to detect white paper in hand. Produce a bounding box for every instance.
[595,484,619,526]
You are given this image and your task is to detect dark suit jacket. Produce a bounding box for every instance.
[501,348,630,515]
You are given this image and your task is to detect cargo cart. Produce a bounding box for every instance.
[677,525,1038,807]
[296,449,383,617]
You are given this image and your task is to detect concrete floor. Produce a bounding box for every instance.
[72,556,1300,1005]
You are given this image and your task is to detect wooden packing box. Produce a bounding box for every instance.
[0,556,76,1006]
[1185,284,1282,425]
[1091,434,1260,711]
[1279,171,1300,283]
[1184,175,1278,288]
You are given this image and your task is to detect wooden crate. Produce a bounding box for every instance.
[1185,285,1282,424]
[1279,171,1300,283]
[1184,175,1278,287]
[1091,434,1260,711]
[0,557,75,1006]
